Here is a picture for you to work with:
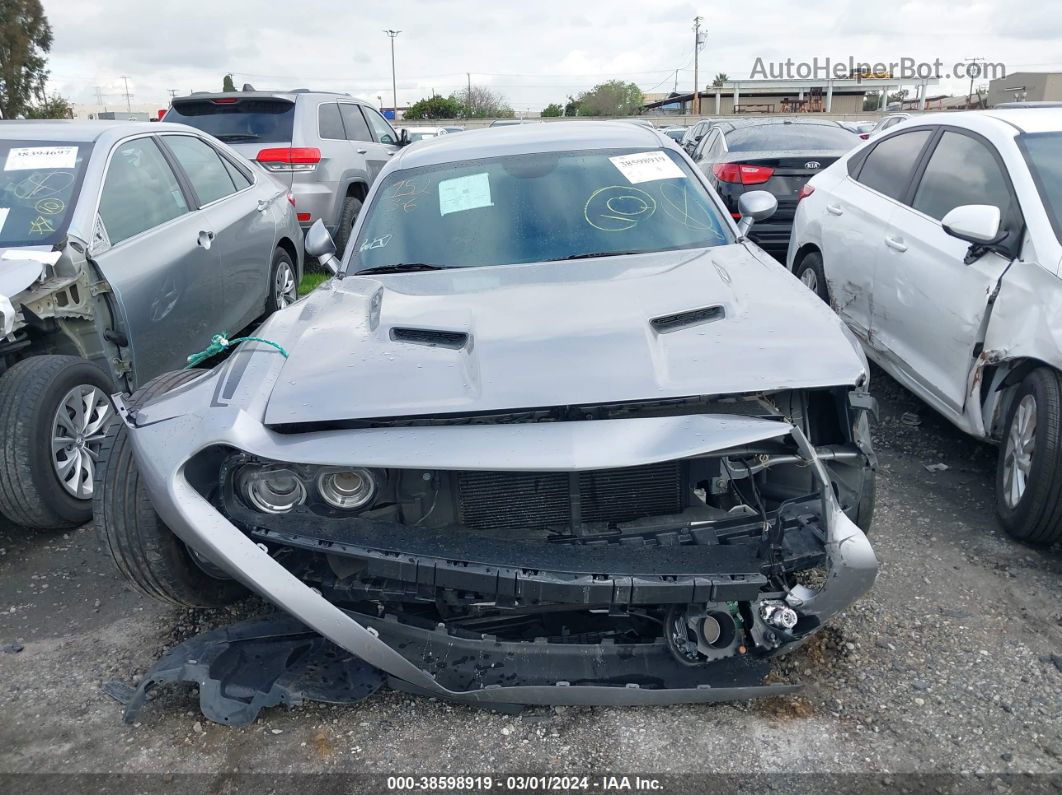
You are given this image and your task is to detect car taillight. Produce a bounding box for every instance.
[712,163,774,185]
[256,147,321,173]
[286,192,296,206]
[797,185,815,202]
[212,98,239,104]
[296,213,311,222]
[859,132,870,140]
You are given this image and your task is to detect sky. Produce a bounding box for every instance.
[41,0,1062,113]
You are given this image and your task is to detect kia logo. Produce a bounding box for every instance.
[805,161,821,169]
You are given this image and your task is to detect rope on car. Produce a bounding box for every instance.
[185,333,289,368]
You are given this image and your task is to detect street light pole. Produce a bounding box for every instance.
[384,29,401,119]
[692,16,702,116]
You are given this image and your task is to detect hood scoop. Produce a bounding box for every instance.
[390,326,470,349]
[650,305,725,334]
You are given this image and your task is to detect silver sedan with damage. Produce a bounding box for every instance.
[0,121,303,530]
[98,122,878,718]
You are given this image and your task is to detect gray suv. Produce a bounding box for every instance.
[166,89,403,254]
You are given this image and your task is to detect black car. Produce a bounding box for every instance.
[690,119,858,259]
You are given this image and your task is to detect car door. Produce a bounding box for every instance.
[91,135,222,385]
[821,129,934,337]
[339,103,386,184]
[359,105,400,181]
[159,133,275,335]
[870,129,1021,413]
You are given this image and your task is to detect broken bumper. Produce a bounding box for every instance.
[122,392,878,708]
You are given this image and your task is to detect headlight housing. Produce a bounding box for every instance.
[230,457,382,516]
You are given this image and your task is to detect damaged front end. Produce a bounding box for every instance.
[121,376,878,719]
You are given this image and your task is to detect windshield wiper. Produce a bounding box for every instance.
[215,133,259,142]
[551,251,645,261]
[355,263,447,275]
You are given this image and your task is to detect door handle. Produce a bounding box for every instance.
[387,151,395,156]
[257,199,269,212]
[197,230,215,249]
[826,203,844,216]
[356,148,368,154]
[885,235,907,252]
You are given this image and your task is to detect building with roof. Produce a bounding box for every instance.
[644,77,940,115]
[988,72,1062,107]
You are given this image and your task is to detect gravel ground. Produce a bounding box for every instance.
[0,371,1060,787]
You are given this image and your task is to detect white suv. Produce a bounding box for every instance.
[788,109,1062,545]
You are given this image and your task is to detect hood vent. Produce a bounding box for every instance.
[650,305,725,334]
[390,327,469,349]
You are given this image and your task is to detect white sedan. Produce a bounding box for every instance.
[788,109,1062,546]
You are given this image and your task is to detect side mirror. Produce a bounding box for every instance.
[942,204,1003,245]
[736,190,778,236]
[398,128,410,146]
[304,219,340,275]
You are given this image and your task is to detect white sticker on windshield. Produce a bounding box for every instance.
[0,208,8,235]
[4,146,79,171]
[609,151,685,184]
[439,172,493,216]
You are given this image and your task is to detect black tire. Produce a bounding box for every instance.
[266,247,298,314]
[94,369,245,607]
[795,251,829,303]
[0,356,113,529]
[995,368,1062,546]
[332,195,363,259]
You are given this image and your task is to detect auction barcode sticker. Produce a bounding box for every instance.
[609,151,685,184]
[4,146,79,171]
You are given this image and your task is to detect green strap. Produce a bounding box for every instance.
[185,333,289,368]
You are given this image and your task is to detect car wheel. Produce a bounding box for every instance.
[995,367,1062,546]
[795,251,829,303]
[332,195,363,258]
[267,247,298,313]
[0,356,113,529]
[94,369,246,607]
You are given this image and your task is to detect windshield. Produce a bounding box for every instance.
[0,141,92,248]
[350,148,731,271]
[725,124,856,152]
[1021,132,1062,242]
[165,99,295,143]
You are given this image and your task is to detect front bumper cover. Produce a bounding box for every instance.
[118,367,878,712]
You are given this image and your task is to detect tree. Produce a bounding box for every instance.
[564,95,581,116]
[541,102,563,118]
[404,94,463,120]
[0,0,53,119]
[573,80,643,116]
[25,91,70,119]
[887,88,908,106]
[711,72,729,87]
[459,84,513,118]
[222,73,236,92]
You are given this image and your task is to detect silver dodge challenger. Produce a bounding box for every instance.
[97,122,878,717]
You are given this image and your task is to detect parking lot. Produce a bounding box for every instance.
[1,369,1058,782]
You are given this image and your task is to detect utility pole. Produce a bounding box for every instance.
[467,72,472,118]
[119,75,133,113]
[384,30,401,120]
[167,89,178,99]
[965,57,985,109]
[692,16,703,115]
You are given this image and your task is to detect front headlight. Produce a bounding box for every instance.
[239,465,306,514]
[317,468,376,509]
[228,456,383,516]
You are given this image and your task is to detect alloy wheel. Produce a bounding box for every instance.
[1003,394,1037,508]
[51,384,112,499]
[800,267,819,292]
[274,260,297,308]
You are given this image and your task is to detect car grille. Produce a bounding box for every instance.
[456,461,684,531]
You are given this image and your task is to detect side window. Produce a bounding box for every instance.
[98,138,189,245]
[363,107,397,145]
[855,130,932,200]
[163,135,237,205]
[912,131,1013,221]
[318,103,345,140]
[340,104,373,142]
[221,156,252,190]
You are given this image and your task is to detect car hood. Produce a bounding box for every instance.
[0,246,53,298]
[262,244,865,425]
